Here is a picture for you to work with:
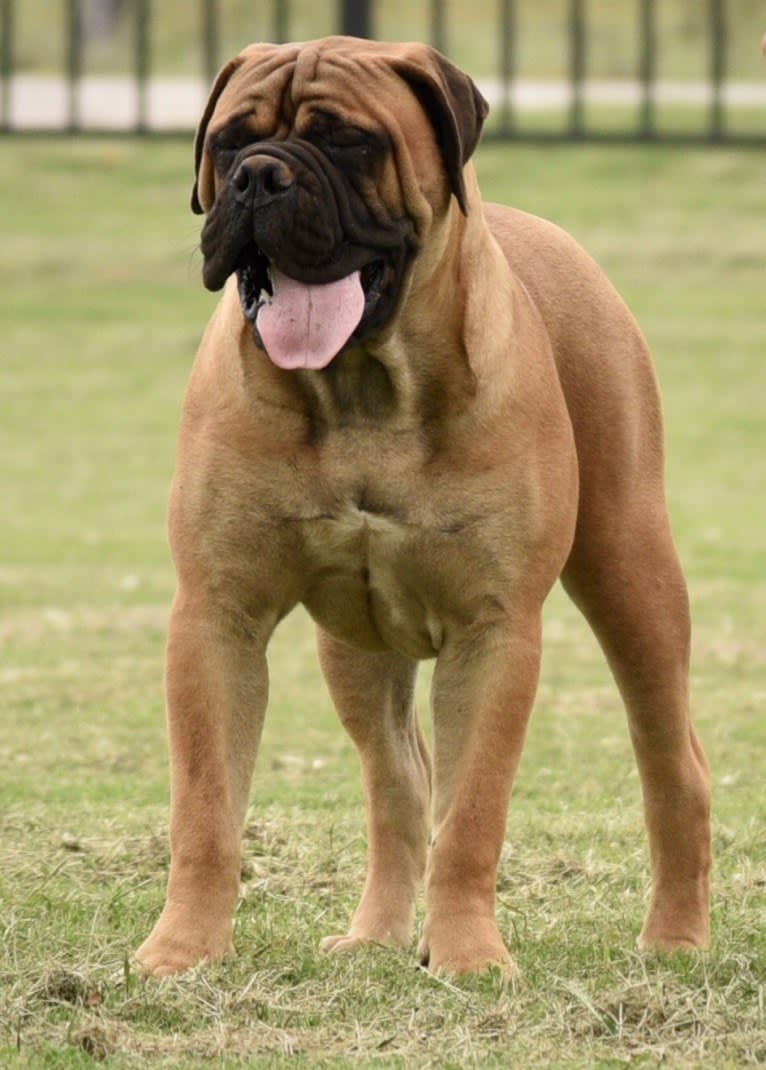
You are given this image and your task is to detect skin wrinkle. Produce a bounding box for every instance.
[292,45,321,108]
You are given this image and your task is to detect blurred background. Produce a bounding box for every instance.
[2,0,765,139]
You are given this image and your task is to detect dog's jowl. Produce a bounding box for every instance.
[134,37,711,977]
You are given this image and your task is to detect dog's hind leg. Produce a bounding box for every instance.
[316,627,431,953]
[562,498,711,951]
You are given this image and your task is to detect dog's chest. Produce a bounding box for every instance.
[252,415,524,659]
[290,462,511,659]
[297,498,441,658]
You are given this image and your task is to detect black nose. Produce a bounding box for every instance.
[232,155,294,206]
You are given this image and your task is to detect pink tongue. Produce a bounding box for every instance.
[256,267,365,370]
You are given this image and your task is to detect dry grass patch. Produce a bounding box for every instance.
[2,807,764,1067]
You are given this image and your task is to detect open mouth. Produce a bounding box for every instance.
[232,243,398,371]
[235,245,274,322]
[235,243,389,333]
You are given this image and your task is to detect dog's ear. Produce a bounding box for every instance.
[392,47,489,215]
[191,56,245,214]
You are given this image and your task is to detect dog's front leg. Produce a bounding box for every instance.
[134,591,270,976]
[315,628,431,954]
[419,608,543,976]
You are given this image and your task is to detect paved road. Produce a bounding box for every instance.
[2,74,765,130]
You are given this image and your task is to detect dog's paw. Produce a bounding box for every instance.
[417,913,515,977]
[638,903,710,952]
[637,929,709,953]
[320,933,378,954]
[319,927,410,956]
[133,916,234,977]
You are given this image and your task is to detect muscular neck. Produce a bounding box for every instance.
[237,184,506,440]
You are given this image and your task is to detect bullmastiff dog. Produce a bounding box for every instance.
[135,36,711,977]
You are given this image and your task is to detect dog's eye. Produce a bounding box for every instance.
[215,146,239,167]
[306,115,373,156]
[208,140,242,174]
[211,138,245,159]
[327,128,371,153]
[209,124,263,170]
[319,134,372,163]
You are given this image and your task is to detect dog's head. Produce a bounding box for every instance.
[192,37,488,370]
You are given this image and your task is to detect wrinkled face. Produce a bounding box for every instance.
[193,37,488,370]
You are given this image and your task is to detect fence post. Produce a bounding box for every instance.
[135,0,150,132]
[498,0,516,136]
[274,0,289,44]
[1,0,12,130]
[709,0,726,140]
[202,0,220,84]
[568,0,585,137]
[66,0,83,132]
[638,0,656,138]
[430,0,447,56]
[340,0,372,39]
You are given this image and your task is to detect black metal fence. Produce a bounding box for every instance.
[1,0,764,142]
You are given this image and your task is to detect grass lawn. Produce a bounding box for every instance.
[0,136,764,1067]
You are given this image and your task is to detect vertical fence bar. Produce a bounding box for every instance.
[1,0,13,130]
[66,0,83,132]
[568,0,585,136]
[340,0,372,39]
[274,0,288,44]
[638,0,656,138]
[430,0,447,56]
[498,0,516,136]
[135,0,150,132]
[709,0,726,140]
[202,0,220,84]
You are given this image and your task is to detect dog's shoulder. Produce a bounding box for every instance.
[482,200,642,358]
[483,202,602,292]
